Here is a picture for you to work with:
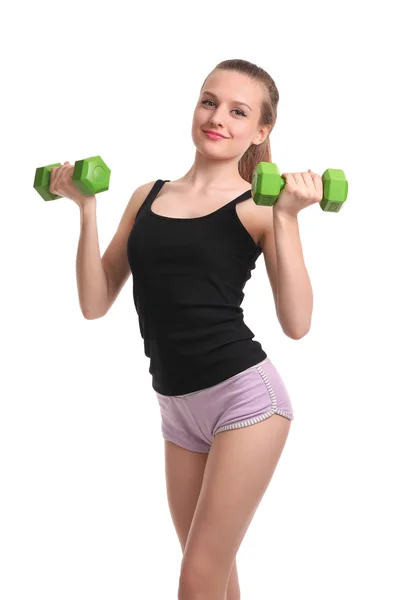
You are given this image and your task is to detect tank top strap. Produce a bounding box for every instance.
[224,188,253,213]
[138,179,170,216]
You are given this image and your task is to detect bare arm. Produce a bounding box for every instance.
[260,206,313,339]
[272,209,313,339]
[77,180,156,319]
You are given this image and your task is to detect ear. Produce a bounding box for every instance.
[252,124,271,146]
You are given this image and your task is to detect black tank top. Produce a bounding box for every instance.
[127,179,267,395]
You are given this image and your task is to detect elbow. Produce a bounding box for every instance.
[287,323,311,340]
[79,291,110,320]
[81,305,108,320]
[83,312,102,320]
[290,328,309,340]
[277,308,312,340]
[279,316,311,339]
[82,311,102,320]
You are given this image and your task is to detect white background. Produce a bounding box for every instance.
[1,0,399,598]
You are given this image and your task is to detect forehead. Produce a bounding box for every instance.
[202,70,261,103]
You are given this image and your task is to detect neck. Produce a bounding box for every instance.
[179,150,248,191]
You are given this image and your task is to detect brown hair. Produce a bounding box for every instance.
[201,59,279,183]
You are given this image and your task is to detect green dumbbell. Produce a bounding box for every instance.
[251,162,348,213]
[33,155,111,201]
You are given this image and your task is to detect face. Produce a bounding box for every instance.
[191,69,270,159]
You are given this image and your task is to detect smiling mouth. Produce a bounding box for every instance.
[203,130,228,139]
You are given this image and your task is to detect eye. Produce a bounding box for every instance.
[201,100,247,117]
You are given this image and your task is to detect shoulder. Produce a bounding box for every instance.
[126,180,159,219]
[136,179,160,197]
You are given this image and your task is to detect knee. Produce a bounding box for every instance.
[178,565,206,599]
[178,561,227,600]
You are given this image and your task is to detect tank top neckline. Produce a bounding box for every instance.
[147,179,253,222]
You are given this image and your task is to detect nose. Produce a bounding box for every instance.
[208,105,226,128]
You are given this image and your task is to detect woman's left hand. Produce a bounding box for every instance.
[274,169,323,218]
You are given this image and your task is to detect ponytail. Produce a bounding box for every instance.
[239,136,272,184]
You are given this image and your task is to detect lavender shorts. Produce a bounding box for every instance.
[155,357,294,453]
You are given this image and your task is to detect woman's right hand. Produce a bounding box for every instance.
[49,162,96,208]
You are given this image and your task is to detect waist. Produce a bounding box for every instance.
[150,338,267,396]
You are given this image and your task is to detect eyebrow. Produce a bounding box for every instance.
[202,90,252,112]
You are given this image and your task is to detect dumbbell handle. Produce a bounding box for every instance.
[278,178,286,192]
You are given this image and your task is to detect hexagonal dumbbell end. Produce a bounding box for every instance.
[33,162,63,201]
[251,162,284,206]
[72,156,111,196]
[320,169,348,212]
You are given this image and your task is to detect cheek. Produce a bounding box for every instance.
[191,115,201,134]
[193,109,202,122]
[191,109,203,128]
[191,118,203,142]
[231,125,251,142]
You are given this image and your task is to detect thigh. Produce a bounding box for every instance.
[180,414,292,593]
[164,441,209,553]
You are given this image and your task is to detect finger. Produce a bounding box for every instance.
[292,173,308,188]
[300,171,316,190]
[307,169,323,196]
[51,164,68,194]
[49,166,61,194]
[281,172,295,184]
[52,165,64,192]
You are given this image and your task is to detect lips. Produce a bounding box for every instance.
[203,130,228,139]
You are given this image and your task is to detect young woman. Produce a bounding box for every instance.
[50,58,322,600]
